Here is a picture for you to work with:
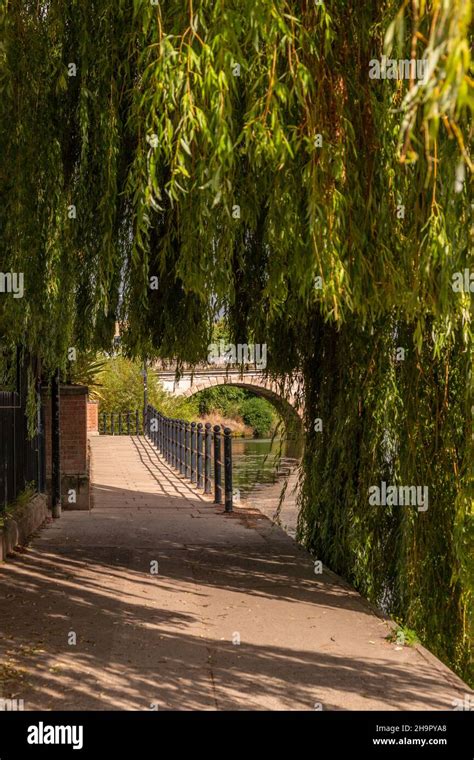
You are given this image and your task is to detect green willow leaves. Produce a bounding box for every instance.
[0,0,472,682]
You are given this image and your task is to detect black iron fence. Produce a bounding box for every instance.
[0,390,45,515]
[99,410,141,435]
[145,405,233,512]
[99,406,233,511]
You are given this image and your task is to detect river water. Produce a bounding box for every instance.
[231,437,302,538]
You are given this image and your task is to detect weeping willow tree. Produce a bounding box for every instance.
[0,0,472,682]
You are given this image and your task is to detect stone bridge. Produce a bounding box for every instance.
[153,364,303,419]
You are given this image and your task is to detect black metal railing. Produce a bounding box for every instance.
[145,405,233,512]
[0,389,45,515]
[99,410,141,436]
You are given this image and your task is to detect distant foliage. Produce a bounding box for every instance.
[240,397,275,438]
[97,357,163,416]
[197,386,278,436]
[197,386,248,417]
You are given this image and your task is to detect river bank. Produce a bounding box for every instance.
[231,437,302,538]
[240,466,301,539]
[197,412,254,437]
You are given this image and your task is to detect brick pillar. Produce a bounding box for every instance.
[42,384,90,510]
[87,400,99,435]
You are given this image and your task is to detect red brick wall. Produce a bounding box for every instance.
[43,385,88,477]
[87,401,99,433]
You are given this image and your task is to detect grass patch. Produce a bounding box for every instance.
[386,624,420,648]
[0,485,36,529]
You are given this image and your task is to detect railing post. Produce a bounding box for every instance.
[127,411,131,436]
[135,410,139,435]
[101,412,106,434]
[174,419,179,468]
[213,425,222,504]
[51,368,61,519]
[223,427,233,512]
[185,423,190,478]
[169,418,172,463]
[169,418,173,465]
[172,419,176,468]
[174,420,178,471]
[176,420,180,472]
[179,421,184,474]
[167,418,171,463]
[111,412,115,435]
[204,423,212,494]
[190,422,197,483]
[182,420,186,474]
[143,363,148,436]
[197,423,203,488]
[118,412,122,436]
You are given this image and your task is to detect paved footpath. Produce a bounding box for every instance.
[0,436,471,710]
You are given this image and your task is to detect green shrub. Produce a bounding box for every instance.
[240,397,274,437]
[198,386,247,417]
[95,355,200,421]
[98,356,165,415]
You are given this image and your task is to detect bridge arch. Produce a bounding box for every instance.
[155,367,303,429]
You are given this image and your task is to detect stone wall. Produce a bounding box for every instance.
[0,493,49,561]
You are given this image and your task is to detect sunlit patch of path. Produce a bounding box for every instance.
[0,436,470,711]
